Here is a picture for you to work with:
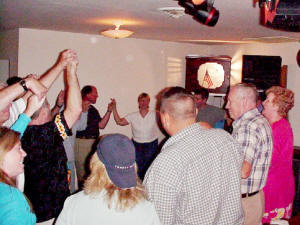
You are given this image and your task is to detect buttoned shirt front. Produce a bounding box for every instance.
[144,123,244,225]
[232,108,273,194]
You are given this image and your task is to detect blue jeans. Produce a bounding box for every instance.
[132,139,158,180]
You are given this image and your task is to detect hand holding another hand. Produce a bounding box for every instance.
[24,78,48,100]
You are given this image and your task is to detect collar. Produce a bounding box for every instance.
[162,123,202,152]
[232,108,260,128]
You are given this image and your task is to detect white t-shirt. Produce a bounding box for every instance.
[3,98,26,127]
[56,190,161,225]
[125,110,158,143]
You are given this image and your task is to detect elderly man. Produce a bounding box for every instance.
[226,83,273,225]
[21,50,82,223]
[144,87,243,225]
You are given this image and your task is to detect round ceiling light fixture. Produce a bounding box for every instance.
[101,23,134,39]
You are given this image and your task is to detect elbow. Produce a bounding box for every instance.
[241,171,250,179]
[241,161,252,179]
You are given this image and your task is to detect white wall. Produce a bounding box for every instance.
[0,29,19,77]
[209,42,300,146]
[18,28,209,140]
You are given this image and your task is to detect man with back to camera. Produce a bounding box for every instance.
[226,83,273,225]
[144,86,244,225]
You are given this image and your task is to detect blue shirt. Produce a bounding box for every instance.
[0,182,36,225]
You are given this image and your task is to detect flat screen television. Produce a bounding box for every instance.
[242,55,282,90]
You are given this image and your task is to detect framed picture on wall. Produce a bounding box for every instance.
[185,55,231,94]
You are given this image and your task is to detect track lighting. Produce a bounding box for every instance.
[178,0,219,27]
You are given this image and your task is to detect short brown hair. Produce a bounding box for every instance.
[160,87,196,120]
[138,93,149,101]
[266,86,294,117]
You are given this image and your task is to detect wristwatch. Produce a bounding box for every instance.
[19,79,28,91]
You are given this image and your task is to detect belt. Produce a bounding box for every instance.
[241,191,259,198]
[77,136,97,139]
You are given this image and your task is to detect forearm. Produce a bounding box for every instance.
[0,83,25,111]
[51,104,62,118]
[39,63,64,89]
[98,111,112,129]
[241,160,252,178]
[112,108,128,126]
[64,66,82,128]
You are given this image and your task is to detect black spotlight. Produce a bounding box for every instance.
[178,0,219,27]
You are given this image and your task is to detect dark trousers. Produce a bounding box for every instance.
[132,139,158,180]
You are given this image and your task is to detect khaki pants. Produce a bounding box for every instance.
[74,138,96,183]
[242,190,265,225]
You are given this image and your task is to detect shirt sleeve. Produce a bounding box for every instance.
[54,112,72,141]
[143,155,178,225]
[3,98,26,127]
[234,124,259,164]
[10,113,31,137]
[0,185,36,225]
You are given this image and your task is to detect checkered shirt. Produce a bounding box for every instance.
[232,108,273,194]
[144,123,244,225]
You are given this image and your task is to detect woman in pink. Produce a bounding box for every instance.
[262,86,295,223]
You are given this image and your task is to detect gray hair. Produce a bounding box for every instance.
[231,83,258,104]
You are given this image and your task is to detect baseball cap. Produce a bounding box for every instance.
[96,134,136,189]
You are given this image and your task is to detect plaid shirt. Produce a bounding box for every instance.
[144,123,244,225]
[232,108,273,194]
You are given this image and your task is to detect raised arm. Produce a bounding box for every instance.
[111,98,129,126]
[11,95,46,137]
[98,103,112,129]
[63,52,82,129]
[38,49,75,89]
[51,90,65,117]
[0,77,47,111]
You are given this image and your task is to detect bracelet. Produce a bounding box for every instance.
[19,79,28,91]
[107,110,112,113]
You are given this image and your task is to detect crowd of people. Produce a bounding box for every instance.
[0,49,296,225]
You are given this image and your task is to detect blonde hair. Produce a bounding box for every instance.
[266,86,294,117]
[0,127,20,186]
[83,153,147,211]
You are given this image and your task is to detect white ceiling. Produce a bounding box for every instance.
[0,0,299,44]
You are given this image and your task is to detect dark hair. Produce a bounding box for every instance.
[7,76,22,86]
[81,85,93,98]
[138,93,149,101]
[193,88,209,100]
